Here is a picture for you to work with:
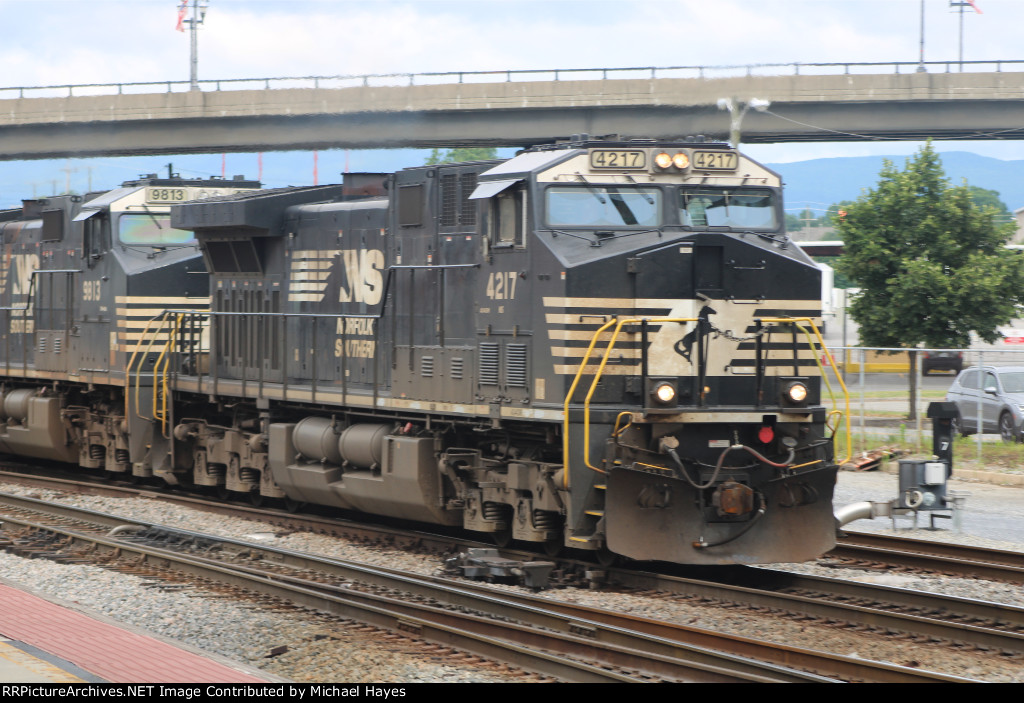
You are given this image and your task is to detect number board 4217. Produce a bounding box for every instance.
[589,150,647,170]
[692,151,739,170]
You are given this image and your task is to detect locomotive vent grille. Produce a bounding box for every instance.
[420,355,434,378]
[451,356,464,380]
[460,172,477,225]
[38,337,47,355]
[479,343,500,386]
[53,337,61,354]
[440,174,458,227]
[506,344,528,388]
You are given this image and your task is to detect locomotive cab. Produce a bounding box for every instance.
[0,175,259,471]
[462,138,845,564]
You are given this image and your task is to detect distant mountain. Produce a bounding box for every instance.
[768,152,1024,215]
[3,148,1022,220]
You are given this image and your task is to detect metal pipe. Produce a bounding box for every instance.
[834,500,890,527]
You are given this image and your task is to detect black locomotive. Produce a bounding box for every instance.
[0,139,845,565]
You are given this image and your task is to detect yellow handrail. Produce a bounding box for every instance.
[562,317,618,488]
[151,313,182,438]
[562,316,697,487]
[560,314,852,488]
[125,311,181,440]
[760,317,852,465]
[126,313,167,421]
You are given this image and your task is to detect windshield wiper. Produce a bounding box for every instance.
[607,192,639,226]
[139,203,164,230]
[572,173,607,204]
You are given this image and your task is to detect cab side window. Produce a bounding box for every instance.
[492,188,525,247]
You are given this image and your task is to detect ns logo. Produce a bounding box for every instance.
[338,249,385,305]
[0,253,39,333]
[0,252,40,304]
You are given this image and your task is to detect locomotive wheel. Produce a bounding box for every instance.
[216,486,232,501]
[542,533,564,558]
[284,497,305,513]
[249,491,264,507]
[492,528,514,549]
[595,546,620,568]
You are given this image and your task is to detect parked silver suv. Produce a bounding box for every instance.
[945,366,1024,442]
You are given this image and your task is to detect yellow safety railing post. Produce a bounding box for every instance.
[562,317,697,488]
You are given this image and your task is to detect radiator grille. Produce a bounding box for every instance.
[479,343,500,386]
[506,344,528,388]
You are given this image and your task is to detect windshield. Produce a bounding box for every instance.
[546,185,661,227]
[679,188,777,229]
[118,213,195,246]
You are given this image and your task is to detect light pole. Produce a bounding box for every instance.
[180,1,209,91]
[949,1,983,72]
[917,0,927,72]
[716,98,770,148]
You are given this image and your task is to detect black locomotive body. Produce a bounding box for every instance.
[0,141,844,565]
[0,175,257,469]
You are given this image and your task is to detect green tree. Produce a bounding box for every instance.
[836,142,1024,417]
[425,147,498,165]
[962,185,1011,218]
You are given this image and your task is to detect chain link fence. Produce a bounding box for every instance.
[828,345,1024,469]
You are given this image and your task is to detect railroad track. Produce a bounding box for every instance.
[0,471,1020,680]
[833,532,1024,585]
[612,564,1024,658]
[0,492,842,683]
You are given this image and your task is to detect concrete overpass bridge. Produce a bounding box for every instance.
[6,60,1024,160]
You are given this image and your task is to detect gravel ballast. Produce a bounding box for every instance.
[0,468,1021,683]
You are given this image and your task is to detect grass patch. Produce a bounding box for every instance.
[846,390,947,400]
[829,427,1024,473]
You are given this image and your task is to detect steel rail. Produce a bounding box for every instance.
[361,565,973,684]
[835,532,1024,584]
[0,498,826,683]
[611,566,1024,655]
[0,489,983,682]
[0,481,1015,674]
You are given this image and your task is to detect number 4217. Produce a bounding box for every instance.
[485,271,517,300]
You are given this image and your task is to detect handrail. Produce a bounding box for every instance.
[152,313,183,438]
[3,60,1022,100]
[562,317,698,488]
[561,315,850,488]
[126,312,176,425]
[761,317,852,465]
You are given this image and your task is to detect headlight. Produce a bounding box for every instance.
[786,381,808,404]
[654,382,677,405]
[654,152,673,169]
[672,152,690,169]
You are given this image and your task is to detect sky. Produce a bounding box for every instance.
[1,0,1023,196]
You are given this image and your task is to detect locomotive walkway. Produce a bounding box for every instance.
[3,61,1024,158]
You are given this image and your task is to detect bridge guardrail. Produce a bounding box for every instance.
[4,59,1024,100]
